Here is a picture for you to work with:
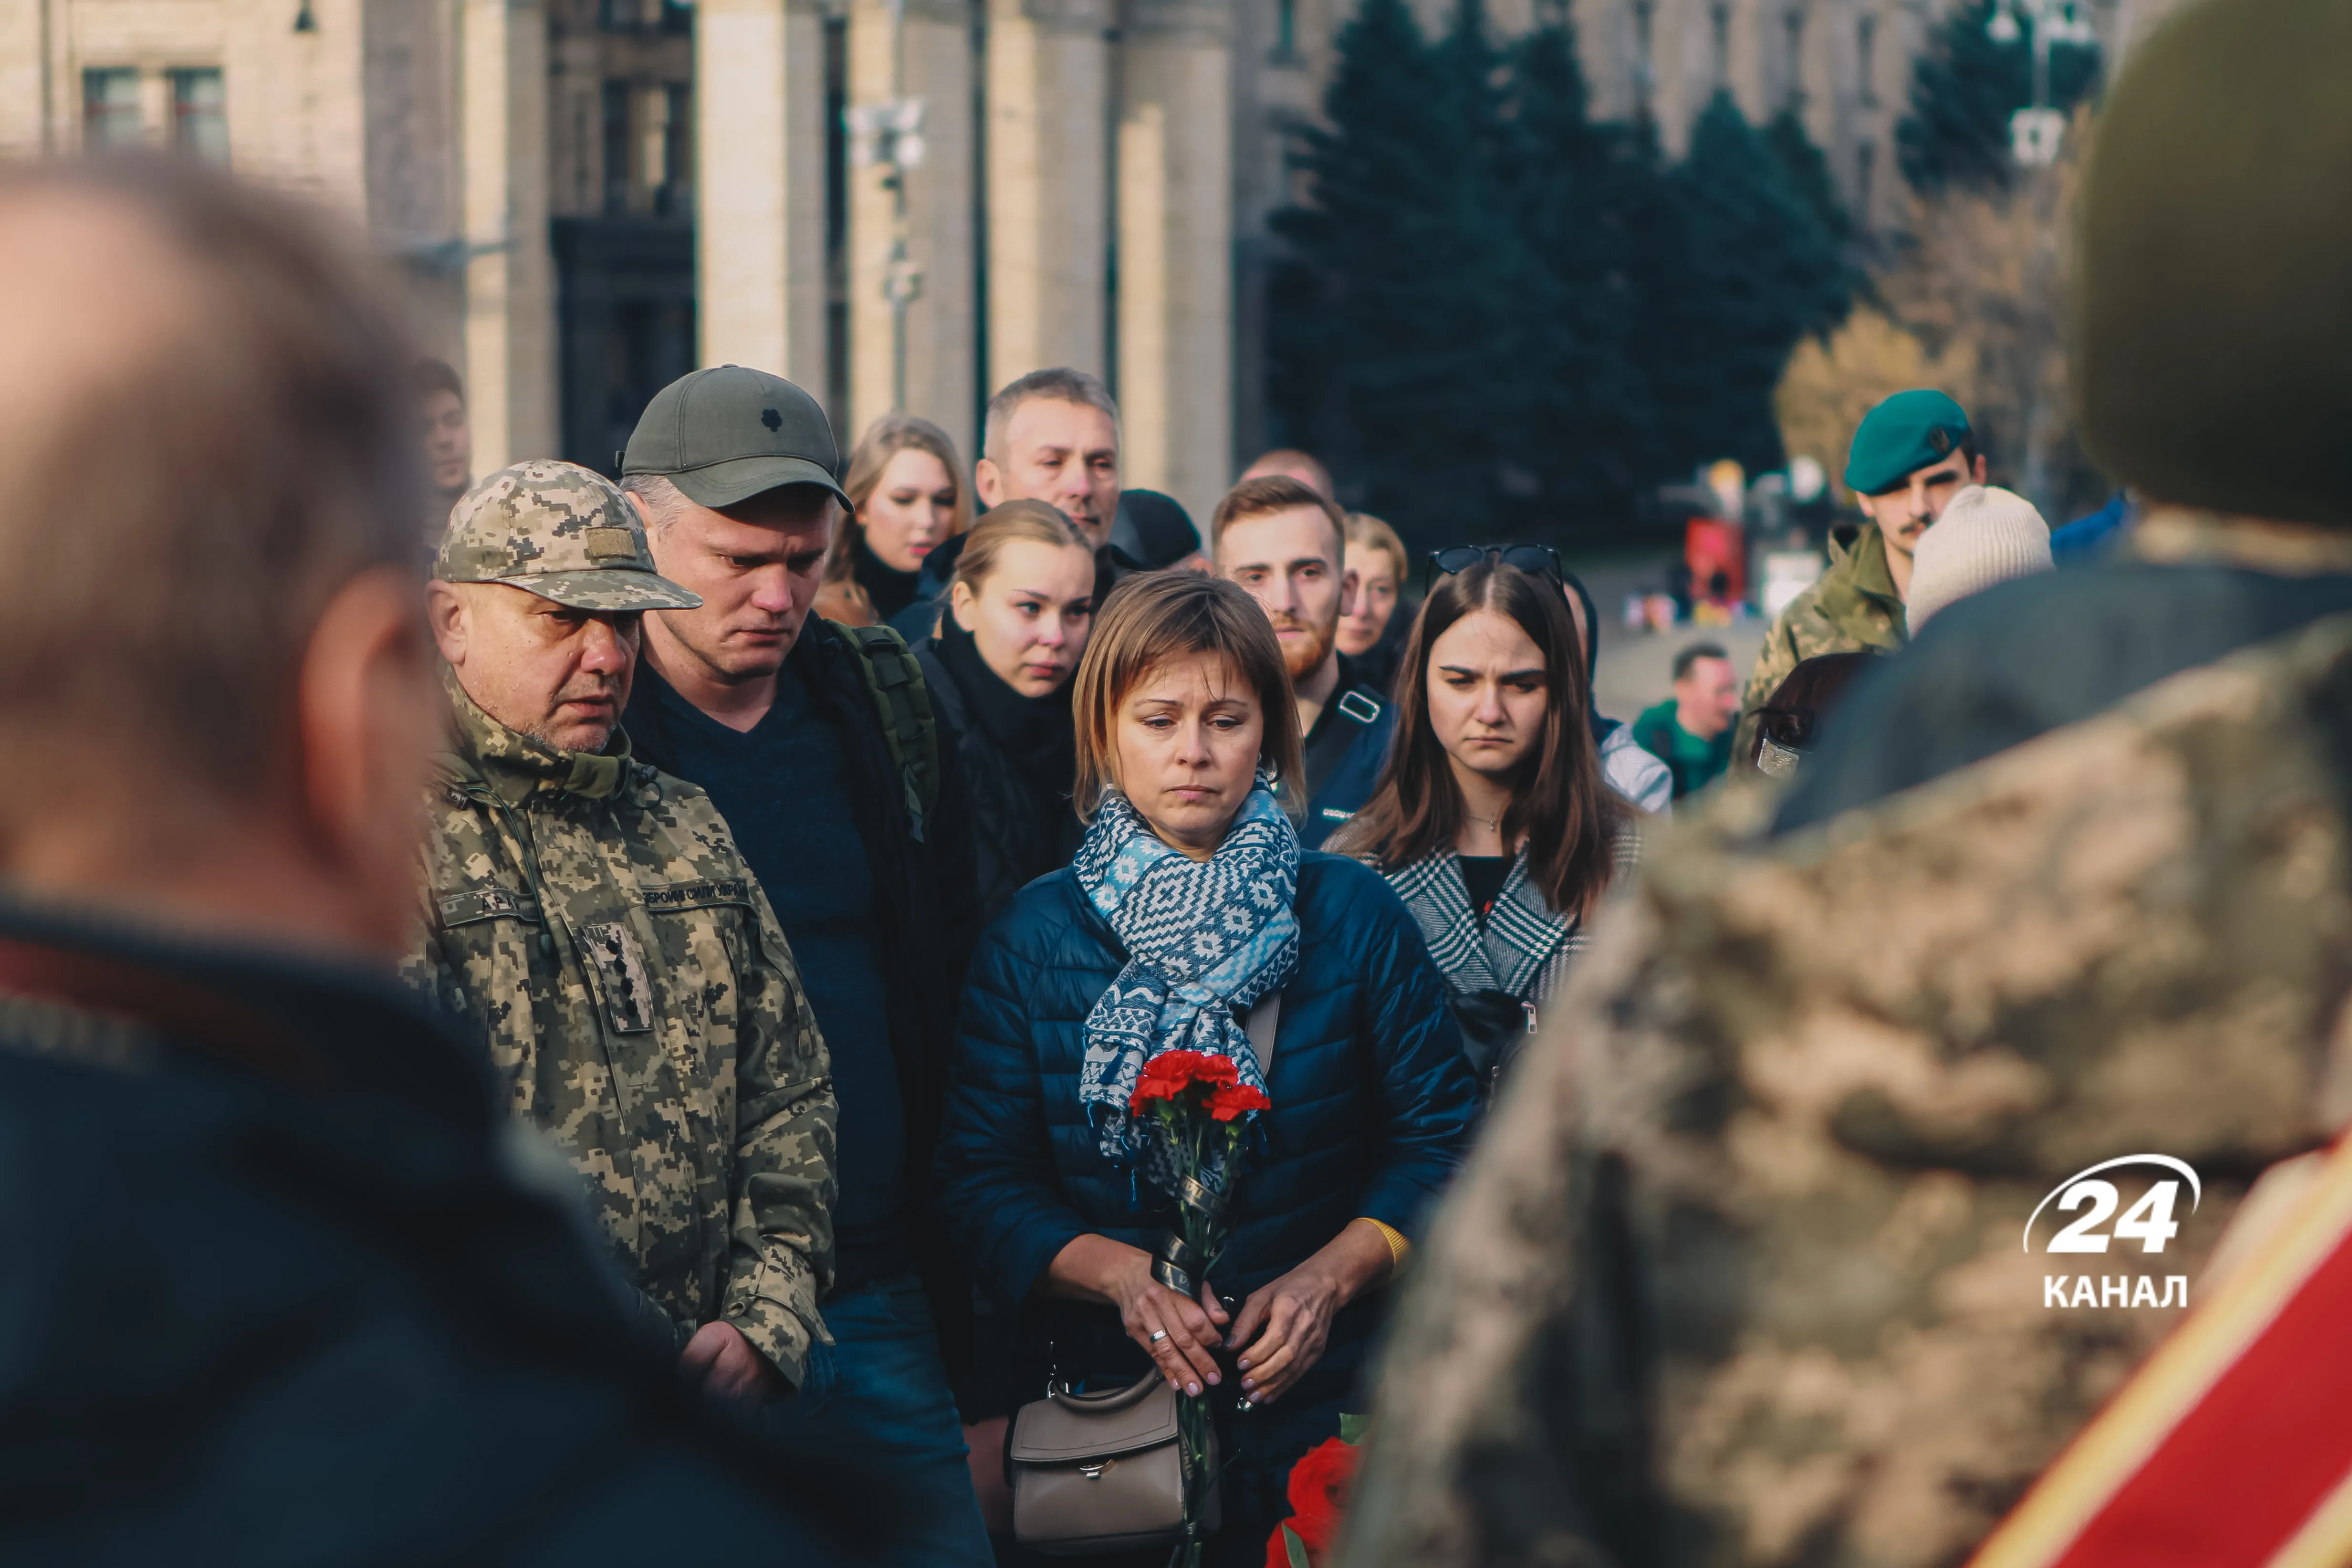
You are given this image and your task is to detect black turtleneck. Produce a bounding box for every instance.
[853,535,926,624]
[935,615,1077,800]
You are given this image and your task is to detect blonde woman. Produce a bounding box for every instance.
[815,413,972,627]
[1338,512,1409,696]
[911,500,1100,923]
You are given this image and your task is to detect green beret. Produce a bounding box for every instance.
[1843,389,1973,497]
[2077,0,2352,526]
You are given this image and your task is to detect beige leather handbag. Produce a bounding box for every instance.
[1006,1371,1221,1555]
[1006,994,1280,1557]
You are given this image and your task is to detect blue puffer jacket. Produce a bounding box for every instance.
[935,852,1477,1395]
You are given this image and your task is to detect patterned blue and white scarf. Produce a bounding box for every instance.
[1074,774,1300,1190]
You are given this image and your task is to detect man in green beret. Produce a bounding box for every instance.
[1731,388,1984,762]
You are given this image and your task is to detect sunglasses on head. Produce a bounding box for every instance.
[1422,544,1565,590]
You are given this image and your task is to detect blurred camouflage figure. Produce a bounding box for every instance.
[1348,1,2352,1564]
[407,459,839,1400]
[0,158,836,1562]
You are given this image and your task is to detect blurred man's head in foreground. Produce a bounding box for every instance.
[0,157,434,958]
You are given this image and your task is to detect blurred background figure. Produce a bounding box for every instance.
[1903,483,2053,631]
[1339,512,1409,698]
[1559,567,1674,814]
[1239,447,1335,501]
[414,356,471,547]
[1734,389,1983,761]
[1631,641,1740,799]
[1333,558,1639,1107]
[816,413,971,627]
[0,155,831,1560]
[1746,649,1879,779]
[912,500,1097,924]
[1109,487,1209,574]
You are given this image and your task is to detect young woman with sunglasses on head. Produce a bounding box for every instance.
[1330,552,1640,1105]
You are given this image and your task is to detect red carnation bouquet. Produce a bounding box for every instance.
[1129,1050,1271,1566]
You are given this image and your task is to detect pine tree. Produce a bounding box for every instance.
[1658,92,1852,475]
[1270,0,1506,534]
[1764,106,1849,245]
[1897,0,2100,194]
[1497,23,1660,520]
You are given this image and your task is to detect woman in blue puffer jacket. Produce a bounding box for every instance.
[935,572,1477,1567]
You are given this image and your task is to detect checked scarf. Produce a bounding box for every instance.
[1074,775,1299,1191]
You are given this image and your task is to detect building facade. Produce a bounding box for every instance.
[0,0,2172,517]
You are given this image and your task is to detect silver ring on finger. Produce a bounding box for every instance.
[1150,1329,1169,1343]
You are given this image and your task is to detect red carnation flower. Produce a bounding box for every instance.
[1129,1075,1183,1111]
[1208,1083,1271,1122]
[1283,1436,1359,1549]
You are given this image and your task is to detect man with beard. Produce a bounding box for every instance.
[1213,474,1394,848]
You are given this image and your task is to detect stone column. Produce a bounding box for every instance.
[461,0,557,471]
[985,0,1111,397]
[1115,0,1232,519]
[848,0,980,460]
[697,0,829,390]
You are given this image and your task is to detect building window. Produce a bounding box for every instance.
[1632,0,1655,115]
[1785,7,1806,107]
[169,68,229,164]
[602,80,632,215]
[1710,2,1730,89]
[658,82,692,215]
[82,68,142,149]
[1273,0,1299,61]
[1857,13,1878,107]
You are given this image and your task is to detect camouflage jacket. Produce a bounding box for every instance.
[1733,523,1907,763]
[404,683,837,1386]
[1345,609,2352,1568]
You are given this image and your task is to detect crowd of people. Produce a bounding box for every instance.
[2,0,2346,1561]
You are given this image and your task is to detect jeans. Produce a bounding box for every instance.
[762,1274,995,1568]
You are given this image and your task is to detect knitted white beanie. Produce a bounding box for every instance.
[1904,484,2054,631]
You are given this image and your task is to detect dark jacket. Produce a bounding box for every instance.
[1295,654,1398,852]
[934,853,1477,1398]
[0,895,847,1564]
[914,634,1085,927]
[623,618,983,1371]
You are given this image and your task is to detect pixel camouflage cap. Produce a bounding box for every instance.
[437,460,703,611]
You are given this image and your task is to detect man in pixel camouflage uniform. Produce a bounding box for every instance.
[1731,391,1984,764]
[1345,1,2352,1565]
[407,459,838,1403]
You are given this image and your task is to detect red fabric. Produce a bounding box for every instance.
[2044,1233,2352,1568]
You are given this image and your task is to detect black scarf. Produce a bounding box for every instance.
[853,535,926,623]
[936,614,1078,800]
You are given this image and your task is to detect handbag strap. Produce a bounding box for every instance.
[1245,990,1281,1071]
[1046,1370,1163,1413]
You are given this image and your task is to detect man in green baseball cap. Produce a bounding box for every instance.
[616,367,993,1568]
[1732,388,1985,762]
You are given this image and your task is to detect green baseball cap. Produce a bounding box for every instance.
[437,460,702,612]
[619,365,851,511]
[1844,389,1973,497]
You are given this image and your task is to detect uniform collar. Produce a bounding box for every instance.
[2126,506,2352,576]
[437,669,631,803]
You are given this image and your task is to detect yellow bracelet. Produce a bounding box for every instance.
[1362,1217,1411,1275]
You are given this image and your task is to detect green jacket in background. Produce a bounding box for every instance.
[1733,522,1907,763]
[1630,701,1734,799]
[404,683,838,1387]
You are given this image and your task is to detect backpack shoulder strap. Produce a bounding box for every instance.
[837,621,942,844]
[1245,992,1282,1073]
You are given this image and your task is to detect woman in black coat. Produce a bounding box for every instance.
[912,501,1099,924]
[934,573,1477,1566]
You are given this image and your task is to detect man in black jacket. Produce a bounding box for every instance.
[0,158,836,1561]
[619,367,993,1567]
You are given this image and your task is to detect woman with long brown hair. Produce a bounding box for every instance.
[1330,552,1639,1102]
[813,413,972,626]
